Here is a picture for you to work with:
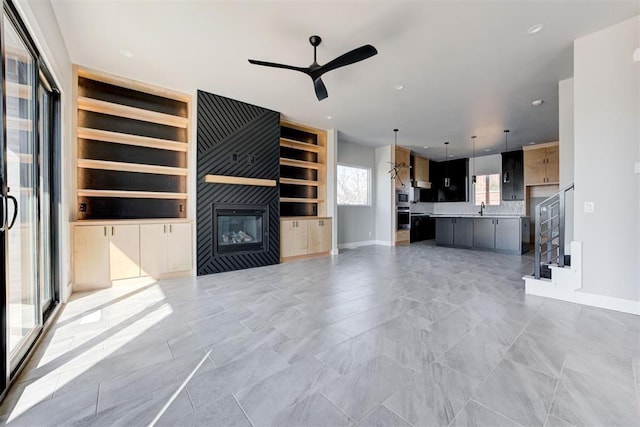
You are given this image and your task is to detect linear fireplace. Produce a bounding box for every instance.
[213,204,269,256]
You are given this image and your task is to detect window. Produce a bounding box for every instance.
[474,174,501,206]
[337,164,371,205]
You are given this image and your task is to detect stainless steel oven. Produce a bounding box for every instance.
[397,207,410,230]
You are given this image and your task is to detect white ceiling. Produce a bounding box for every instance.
[50,0,638,160]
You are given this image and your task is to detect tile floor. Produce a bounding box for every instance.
[1,242,639,426]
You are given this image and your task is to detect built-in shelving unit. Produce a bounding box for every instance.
[279,121,327,217]
[74,66,191,220]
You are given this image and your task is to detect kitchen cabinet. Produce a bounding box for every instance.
[473,217,522,252]
[140,222,192,277]
[410,216,435,242]
[394,146,411,190]
[524,143,559,185]
[280,217,332,261]
[501,150,524,201]
[435,217,472,248]
[473,218,495,249]
[74,224,141,289]
[430,159,469,202]
[74,220,193,291]
[411,155,431,188]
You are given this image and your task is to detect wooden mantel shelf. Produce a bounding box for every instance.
[204,174,276,187]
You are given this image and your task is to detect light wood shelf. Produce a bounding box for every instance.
[77,159,188,176]
[77,127,187,152]
[280,178,319,186]
[280,197,324,203]
[280,158,325,170]
[280,138,322,153]
[204,174,276,187]
[77,189,187,199]
[77,96,189,128]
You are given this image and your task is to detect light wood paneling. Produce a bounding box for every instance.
[77,189,187,199]
[74,225,110,288]
[139,224,167,277]
[279,158,325,170]
[545,145,559,184]
[77,158,188,176]
[77,127,188,152]
[524,148,547,185]
[280,138,322,153]
[279,197,324,203]
[279,178,319,186]
[394,146,411,190]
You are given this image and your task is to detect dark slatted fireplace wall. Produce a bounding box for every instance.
[196,90,280,274]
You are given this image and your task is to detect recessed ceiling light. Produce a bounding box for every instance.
[394,84,404,91]
[528,24,544,35]
[423,146,429,149]
[325,115,332,120]
[120,49,133,58]
[448,154,454,158]
[634,48,640,63]
[484,148,491,152]
[531,99,544,106]
[529,141,536,145]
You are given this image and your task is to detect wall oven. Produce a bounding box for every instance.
[396,190,410,230]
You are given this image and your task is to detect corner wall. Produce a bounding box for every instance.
[573,15,640,302]
[374,146,393,245]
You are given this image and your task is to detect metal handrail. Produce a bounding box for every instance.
[534,183,575,279]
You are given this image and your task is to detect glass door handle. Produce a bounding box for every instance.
[7,194,18,230]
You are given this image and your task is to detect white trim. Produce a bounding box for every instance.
[338,240,377,249]
[374,240,393,247]
[525,276,640,315]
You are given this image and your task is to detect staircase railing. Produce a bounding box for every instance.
[534,183,574,279]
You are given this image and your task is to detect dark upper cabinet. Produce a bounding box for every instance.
[428,158,469,202]
[501,150,524,201]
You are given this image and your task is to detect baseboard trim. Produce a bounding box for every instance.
[525,276,640,315]
[337,240,394,250]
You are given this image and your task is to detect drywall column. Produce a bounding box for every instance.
[573,15,640,302]
[375,146,393,245]
[326,129,339,255]
[337,139,376,248]
[559,78,575,249]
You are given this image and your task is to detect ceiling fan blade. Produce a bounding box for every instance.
[313,77,328,101]
[248,59,309,74]
[312,44,378,79]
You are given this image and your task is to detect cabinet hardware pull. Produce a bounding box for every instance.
[164,225,167,233]
[104,226,107,237]
[170,224,172,233]
[112,226,114,236]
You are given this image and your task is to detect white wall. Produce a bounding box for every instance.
[15,0,73,302]
[573,15,640,302]
[428,154,526,216]
[559,78,575,247]
[374,146,393,245]
[337,139,376,247]
[326,129,338,255]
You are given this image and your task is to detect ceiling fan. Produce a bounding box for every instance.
[248,35,378,101]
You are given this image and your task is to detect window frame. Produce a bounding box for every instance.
[336,163,372,207]
[473,173,501,206]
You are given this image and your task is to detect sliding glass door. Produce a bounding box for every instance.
[0,0,59,397]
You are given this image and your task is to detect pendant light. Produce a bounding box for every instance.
[443,142,451,188]
[471,135,477,184]
[388,128,409,186]
[503,129,510,183]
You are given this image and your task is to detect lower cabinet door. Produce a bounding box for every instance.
[308,219,332,254]
[74,225,110,287]
[495,218,521,252]
[435,218,454,245]
[280,219,308,258]
[473,218,495,249]
[109,224,141,281]
[140,224,168,277]
[453,218,474,248]
[167,223,193,272]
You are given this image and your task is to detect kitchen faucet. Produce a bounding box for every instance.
[479,202,485,216]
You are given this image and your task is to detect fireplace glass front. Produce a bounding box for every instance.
[214,205,268,255]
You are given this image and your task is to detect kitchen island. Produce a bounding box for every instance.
[432,214,530,254]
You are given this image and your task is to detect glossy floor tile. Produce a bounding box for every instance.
[0,242,638,426]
